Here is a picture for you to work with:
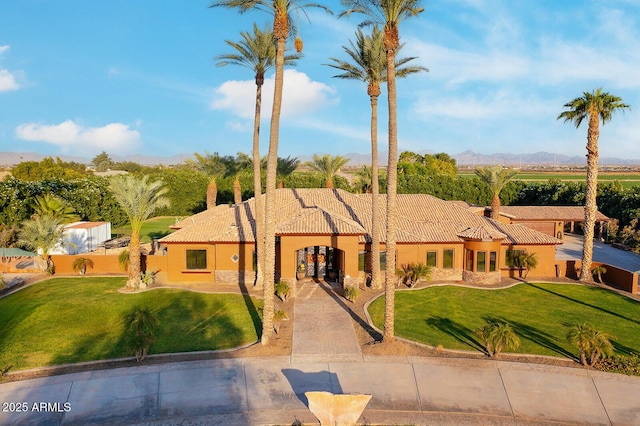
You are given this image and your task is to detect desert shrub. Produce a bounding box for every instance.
[343,285,359,302]
[274,281,290,302]
[595,354,640,376]
[273,309,288,334]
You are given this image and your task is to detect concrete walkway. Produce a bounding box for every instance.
[2,281,640,425]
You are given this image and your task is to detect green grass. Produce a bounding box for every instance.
[113,216,177,242]
[458,172,640,189]
[369,283,640,359]
[0,277,262,371]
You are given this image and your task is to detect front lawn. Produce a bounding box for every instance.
[113,216,177,243]
[369,283,640,359]
[0,277,262,371]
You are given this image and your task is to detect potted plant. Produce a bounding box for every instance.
[297,263,306,280]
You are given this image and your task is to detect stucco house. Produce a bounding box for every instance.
[159,188,561,288]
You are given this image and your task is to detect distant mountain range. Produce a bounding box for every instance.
[2,150,640,167]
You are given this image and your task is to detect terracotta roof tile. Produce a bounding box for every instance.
[160,188,562,246]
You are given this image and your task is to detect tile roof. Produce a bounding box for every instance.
[457,225,507,241]
[499,206,609,221]
[161,188,561,246]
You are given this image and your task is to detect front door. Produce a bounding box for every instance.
[296,246,339,280]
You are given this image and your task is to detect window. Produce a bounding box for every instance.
[186,249,207,270]
[465,249,474,271]
[359,251,386,271]
[506,249,525,268]
[443,249,454,269]
[489,251,497,272]
[379,251,387,271]
[477,251,486,272]
[426,251,437,268]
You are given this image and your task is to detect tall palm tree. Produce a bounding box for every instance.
[18,215,65,272]
[341,0,425,342]
[108,175,170,290]
[217,26,300,287]
[327,25,426,289]
[210,0,331,346]
[307,154,350,188]
[558,89,630,282]
[474,165,518,220]
[192,151,228,208]
[277,156,300,188]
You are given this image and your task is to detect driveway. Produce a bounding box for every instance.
[557,233,640,273]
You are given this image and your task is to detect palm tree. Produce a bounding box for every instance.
[108,175,170,290]
[124,307,159,361]
[307,154,350,188]
[567,323,615,366]
[218,27,299,252]
[475,321,521,358]
[558,89,630,282]
[474,165,518,220]
[515,252,538,279]
[277,156,300,188]
[18,215,65,272]
[206,176,218,210]
[591,265,607,283]
[72,257,94,275]
[327,25,426,288]
[210,0,331,346]
[341,0,425,342]
[31,194,81,223]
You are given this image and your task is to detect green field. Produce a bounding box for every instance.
[113,216,177,242]
[458,171,640,189]
[0,277,262,371]
[369,283,640,359]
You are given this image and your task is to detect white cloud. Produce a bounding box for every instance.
[0,45,21,92]
[211,69,338,124]
[15,120,141,155]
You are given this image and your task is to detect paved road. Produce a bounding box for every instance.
[2,281,640,425]
[557,233,640,272]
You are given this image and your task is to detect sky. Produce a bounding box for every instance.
[1,0,639,162]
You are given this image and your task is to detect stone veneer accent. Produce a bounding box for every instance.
[215,270,257,285]
[462,270,502,285]
[430,268,463,282]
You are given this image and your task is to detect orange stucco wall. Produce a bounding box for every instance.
[164,243,215,283]
[499,244,557,278]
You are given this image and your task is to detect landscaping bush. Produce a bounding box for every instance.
[595,354,640,376]
[475,321,520,357]
[274,281,290,302]
[273,309,288,334]
[343,285,359,303]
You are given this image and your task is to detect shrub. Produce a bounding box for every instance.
[343,285,359,303]
[140,270,157,289]
[274,281,290,302]
[396,263,431,287]
[123,307,159,361]
[118,250,130,271]
[595,354,640,376]
[273,309,288,334]
[72,257,94,275]
[475,321,520,357]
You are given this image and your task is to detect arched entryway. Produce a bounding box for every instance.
[296,246,342,282]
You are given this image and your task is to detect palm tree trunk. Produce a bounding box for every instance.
[233,178,242,204]
[128,231,141,289]
[370,93,381,289]
[326,177,334,188]
[262,32,287,345]
[580,115,599,282]
[491,194,501,220]
[253,81,265,289]
[207,178,217,210]
[383,47,398,342]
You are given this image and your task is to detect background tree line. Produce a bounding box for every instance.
[2,151,639,251]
